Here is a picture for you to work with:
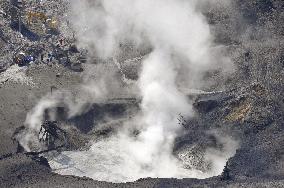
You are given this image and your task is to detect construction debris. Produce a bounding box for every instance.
[13,51,34,66]
[0,0,84,73]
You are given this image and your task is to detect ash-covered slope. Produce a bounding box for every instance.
[0,0,283,187]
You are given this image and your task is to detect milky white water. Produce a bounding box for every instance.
[48,135,208,183]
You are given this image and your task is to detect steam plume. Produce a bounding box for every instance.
[22,0,237,182]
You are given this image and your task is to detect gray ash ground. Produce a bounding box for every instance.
[0,0,284,187]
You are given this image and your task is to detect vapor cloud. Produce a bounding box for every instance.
[22,0,237,183]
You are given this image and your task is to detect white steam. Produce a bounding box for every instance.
[21,0,237,183]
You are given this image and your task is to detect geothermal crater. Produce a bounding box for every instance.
[1,0,283,187]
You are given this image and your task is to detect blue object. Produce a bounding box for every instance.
[47,53,53,62]
[25,55,34,63]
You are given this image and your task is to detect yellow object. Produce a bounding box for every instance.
[46,17,58,29]
[27,11,48,25]
[225,100,251,122]
[26,11,58,30]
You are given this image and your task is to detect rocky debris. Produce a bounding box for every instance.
[38,121,67,149]
[0,0,84,75]
[0,0,283,187]
[221,161,232,181]
[173,79,284,180]
[0,65,35,86]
